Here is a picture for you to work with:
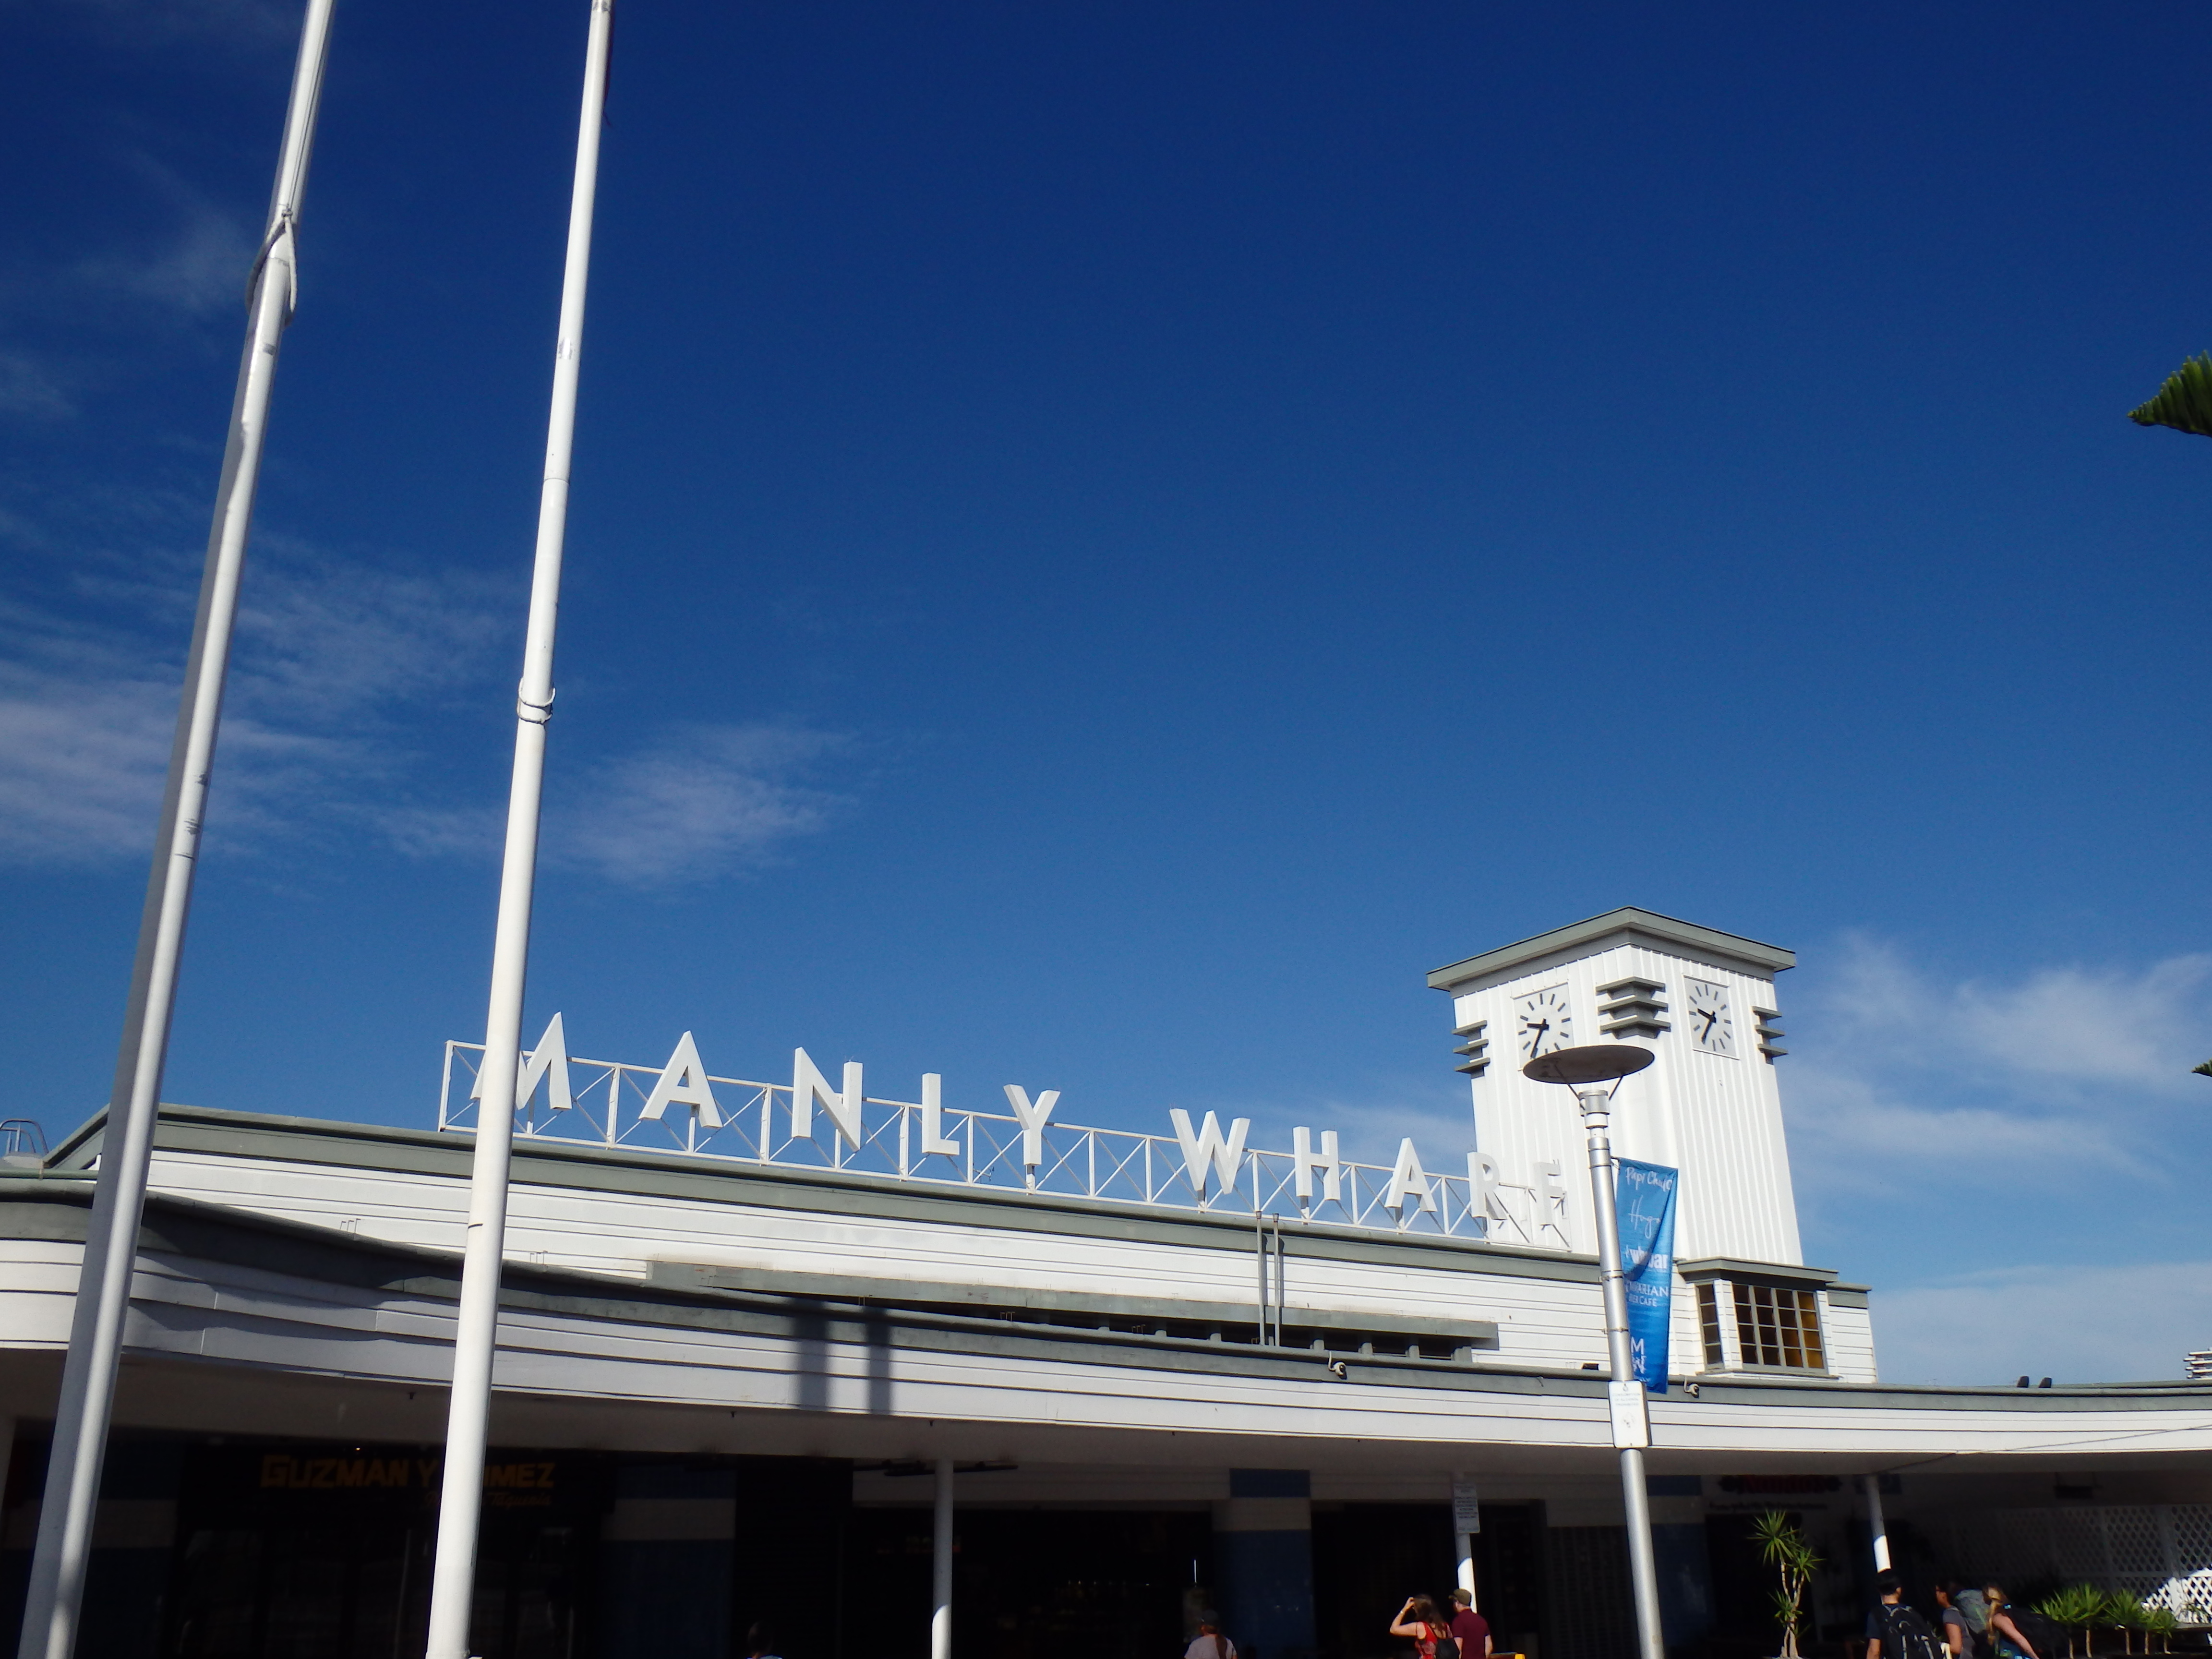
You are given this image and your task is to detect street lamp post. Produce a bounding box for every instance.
[1524,1042,1666,1659]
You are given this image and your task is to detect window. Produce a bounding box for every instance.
[1696,1282,1725,1368]
[1731,1282,1825,1370]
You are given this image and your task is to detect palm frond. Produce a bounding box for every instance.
[2130,355,2212,437]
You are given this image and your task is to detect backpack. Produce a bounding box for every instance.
[1878,1603,1944,1659]
[1432,1625,1459,1659]
[2008,1610,2068,1659]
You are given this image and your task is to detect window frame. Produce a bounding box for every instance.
[1727,1280,1827,1373]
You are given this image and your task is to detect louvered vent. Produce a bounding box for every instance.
[1453,1020,1490,1077]
[1596,977,1669,1038]
[1754,1007,1787,1062]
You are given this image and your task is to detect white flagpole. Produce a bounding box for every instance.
[13,5,336,1658]
[420,4,613,1656]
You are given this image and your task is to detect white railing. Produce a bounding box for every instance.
[437,1040,1507,1240]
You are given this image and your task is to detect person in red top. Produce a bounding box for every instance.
[1389,1596,1451,1659]
[1448,1588,1493,1659]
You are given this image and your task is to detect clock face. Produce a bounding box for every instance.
[1685,977,1736,1056]
[1516,986,1573,1059]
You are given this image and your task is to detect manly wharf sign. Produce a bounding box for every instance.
[438,1020,1574,1249]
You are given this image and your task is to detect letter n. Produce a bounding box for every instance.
[793,1048,864,1149]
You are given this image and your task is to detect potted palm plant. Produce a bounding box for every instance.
[1751,1510,1821,1659]
[2034,1585,2112,1659]
[2140,1605,2178,1654]
[2107,1591,2152,1654]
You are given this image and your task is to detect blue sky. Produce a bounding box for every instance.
[3,0,2211,1385]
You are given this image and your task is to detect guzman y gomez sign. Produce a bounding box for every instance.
[440,1020,1572,1247]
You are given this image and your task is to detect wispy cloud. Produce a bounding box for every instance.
[0,523,857,887]
[0,660,177,862]
[1296,1092,1472,1168]
[69,156,257,320]
[0,0,298,54]
[231,542,511,720]
[1783,937,2212,1202]
[0,352,73,421]
[0,161,254,438]
[554,721,852,886]
[1874,1260,2212,1387]
[0,535,512,867]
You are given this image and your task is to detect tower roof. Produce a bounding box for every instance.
[1427,906,1795,994]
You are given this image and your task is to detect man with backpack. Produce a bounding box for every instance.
[1867,1572,1946,1659]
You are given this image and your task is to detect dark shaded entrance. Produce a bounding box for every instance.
[1311,1503,1544,1659]
[159,1443,606,1659]
[844,1507,1210,1659]
[1702,1512,1786,1659]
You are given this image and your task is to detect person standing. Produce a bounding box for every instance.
[1447,1588,1492,1659]
[1185,1612,1237,1659]
[1390,1596,1452,1659]
[1983,1586,2042,1659]
[1865,1571,1943,1659]
[1934,1585,1971,1657]
[1950,1584,1992,1656]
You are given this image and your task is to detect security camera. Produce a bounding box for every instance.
[1326,1359,1349,1380]
[1684,1382,1701,1399]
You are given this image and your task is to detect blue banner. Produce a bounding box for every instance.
[1616,1158,1679,1395]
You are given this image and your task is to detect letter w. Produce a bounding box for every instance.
[1169,1109,1250,1203]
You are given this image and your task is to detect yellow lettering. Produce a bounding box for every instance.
[417,1459,439,1488]
[536,1463,556,1490]
[260,1454,294,1489]
[335,1460,366,1488]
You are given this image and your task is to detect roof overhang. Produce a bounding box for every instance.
[1429,907,1796,994]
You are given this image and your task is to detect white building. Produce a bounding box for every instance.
[1,909,2207,1659]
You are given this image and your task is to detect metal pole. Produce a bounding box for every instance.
[420,5,611,1657]
[14,8,336,1658]
[1452,1472,1479,1606]
[1863,1474,1891,1573]
[1579,1085,1666,1659]
[932,1458,955,1659]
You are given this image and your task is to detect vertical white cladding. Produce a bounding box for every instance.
[1431,911,1803,1268]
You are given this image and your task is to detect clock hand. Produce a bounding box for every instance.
[1697,1010,1717,1037]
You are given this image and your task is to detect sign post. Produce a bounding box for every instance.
[1451,1474,1481,1602]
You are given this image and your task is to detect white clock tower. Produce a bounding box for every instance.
[1429,907,1802,1267]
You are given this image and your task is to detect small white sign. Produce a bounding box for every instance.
[1608,1380,1652,1449]
[1451,1475,1481,1534]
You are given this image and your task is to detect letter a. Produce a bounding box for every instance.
[1385,1138,1436,1213]
[640,1032,723,1128]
